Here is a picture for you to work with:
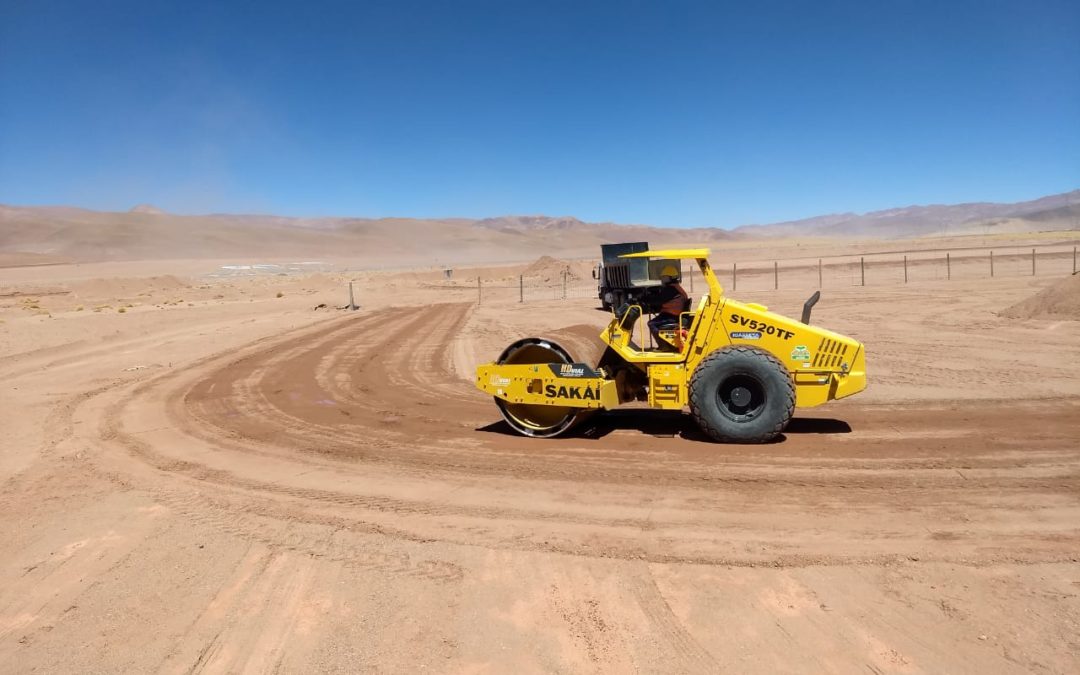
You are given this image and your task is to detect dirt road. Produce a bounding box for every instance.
[2,276,1079,672]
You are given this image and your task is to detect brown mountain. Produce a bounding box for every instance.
[0,206,732,265]
[731,190,1080,238]
[1,190,1077,264]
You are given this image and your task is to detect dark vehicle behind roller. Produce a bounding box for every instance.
[593,242,680,311]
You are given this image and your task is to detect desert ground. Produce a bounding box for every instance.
[1,237,1079,673]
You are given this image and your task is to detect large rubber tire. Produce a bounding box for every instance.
[689,346,795,443]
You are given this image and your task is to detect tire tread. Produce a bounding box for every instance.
[688,345,795,443]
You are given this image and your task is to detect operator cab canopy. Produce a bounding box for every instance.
[619,248,710,260]
[621,248,727,301]
[620,249,711,282]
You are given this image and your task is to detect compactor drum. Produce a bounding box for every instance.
[476,249,867,443]
[492,337,591,437]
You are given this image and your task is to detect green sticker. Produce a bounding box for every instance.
[791,345,811,362]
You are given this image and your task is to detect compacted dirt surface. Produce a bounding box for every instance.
[1,262,1079,673]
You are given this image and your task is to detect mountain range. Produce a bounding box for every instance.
[1,189,1077,265]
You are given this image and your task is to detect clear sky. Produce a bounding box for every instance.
[1,1,1077,227]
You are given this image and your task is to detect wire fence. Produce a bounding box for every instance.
[687,243,1079,293]
[410,243,1079,306]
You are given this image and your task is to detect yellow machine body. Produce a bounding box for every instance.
[475,249,866,438]
[477,362,622,411]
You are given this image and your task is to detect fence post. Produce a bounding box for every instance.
[773,261,778,289]
[347,281,357,310]
[818,259,822,288]
[477,277,481,305]
[1032,248,1036,276]
[903,256,907,283]
[562,270,567,299]
[946,253,950,280]
[860,257,865,286]
[990,251,994,277]
[689,268,694,293]
[519,275,523,303]
[1074,246,1077,274]
[733,263,737,291]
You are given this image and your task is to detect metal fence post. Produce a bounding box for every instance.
[689,268,694,293]
[903,255,908,283]
[562,270,567,299]
[774,261,778,289]
[1032,248,1036,276]
[733,262,737,291]
[519,275,523,303]
[818,259,822,288]
[1074,246,1077,274]
[477,277,481,305]
[946,253,950,280]
[348,281,357,310]
[990,251,994,277]
[860,257,865,286]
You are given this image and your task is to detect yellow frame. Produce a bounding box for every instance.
[476,249,867,412]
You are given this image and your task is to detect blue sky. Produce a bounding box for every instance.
[1,1,1077,227]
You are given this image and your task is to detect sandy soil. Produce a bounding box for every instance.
[1,255,1079,673]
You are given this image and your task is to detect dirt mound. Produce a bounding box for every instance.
[521,255,577,282]
[1000,273,1080,320]
[542,323,608,366]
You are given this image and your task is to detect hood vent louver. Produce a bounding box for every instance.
[812,338,850,369]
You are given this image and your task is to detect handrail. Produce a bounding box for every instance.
[609,303,647,349]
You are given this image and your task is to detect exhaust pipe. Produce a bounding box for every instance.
[801,291,821,324]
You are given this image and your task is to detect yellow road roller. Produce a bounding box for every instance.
[475,249,867,443]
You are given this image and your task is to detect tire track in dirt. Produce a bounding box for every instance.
[81,301,1080,567]
[177,304,1079,486]
[626,568,721,672]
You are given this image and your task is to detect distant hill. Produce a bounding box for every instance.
[0,189,1076,264]
[0,206,733,265]
[731,190,1080,238]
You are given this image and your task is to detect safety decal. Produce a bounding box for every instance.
[790,345,811,362]
[730,331,762,340]
[547,363,599,378]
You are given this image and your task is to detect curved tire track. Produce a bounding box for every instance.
[80,301,1080,567]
